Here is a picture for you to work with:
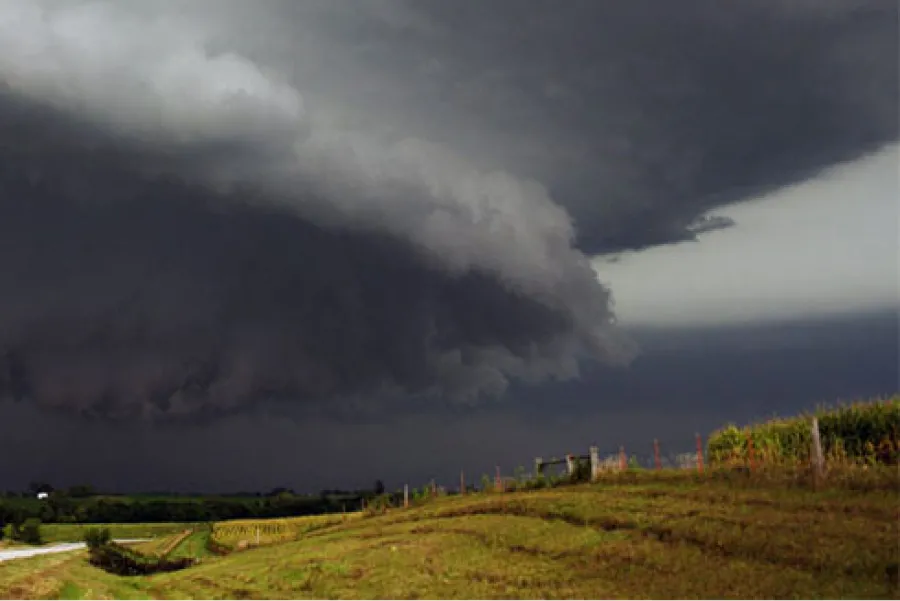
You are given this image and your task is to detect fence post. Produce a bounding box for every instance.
[747,432,756,473]
[403,484,409,508]
[534,457,543,478]
[495,466,503,492]
[256,526,260,546]
[653,439,661,470]
[565,453,575,475]
[619,446,627,471]
[811,417,825,489]
[430,480,436,498]
[589,446,600,481]
[695,433,705,474]
[460,471,466,495]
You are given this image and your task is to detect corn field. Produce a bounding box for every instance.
[707,396,900,466]
[211,513,362,549]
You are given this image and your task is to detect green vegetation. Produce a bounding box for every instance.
[83,527,111,550]
[86,542,195,577]
[708,396,900,466]
[0,478,896,599]
[0,398,896,598]
[3,518,43,545]
[40,523,188,545]
[0,491,367,526]
[128,533,187,558]
[83,527,201,577]
[165,530,215,561]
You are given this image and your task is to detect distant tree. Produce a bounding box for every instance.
[67,484,95,498]
[27,482,53,496]
[374,480,385,496]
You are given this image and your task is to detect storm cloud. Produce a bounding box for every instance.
[0,0,632,419]
[0,0,895,421]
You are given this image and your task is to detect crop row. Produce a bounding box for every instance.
[707,396,899,465]
[210,513,362,549]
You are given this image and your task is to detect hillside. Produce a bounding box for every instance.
[1,477,897,599]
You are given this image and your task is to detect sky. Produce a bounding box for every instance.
[0,0,897,493]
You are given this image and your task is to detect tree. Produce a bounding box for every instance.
[27,482,53,496]
[67,484,95,498]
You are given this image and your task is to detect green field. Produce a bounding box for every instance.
[38,523,189,545]
[1,476,897,600]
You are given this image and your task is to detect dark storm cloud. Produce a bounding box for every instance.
[1,310,894,492]
[0,0,895,421]
[0,58,630,419]
[239,0,898,252]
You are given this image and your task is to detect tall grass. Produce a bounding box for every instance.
[707,395,900,466]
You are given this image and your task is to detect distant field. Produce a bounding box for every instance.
[165,529,215,561]
[39,523,188,544]
[127,533,188,558]
[1,478,897,599]
[211,513,363,549]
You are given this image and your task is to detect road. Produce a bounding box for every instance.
[0,539,149,563]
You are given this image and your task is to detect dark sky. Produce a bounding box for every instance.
[0,0,897,492]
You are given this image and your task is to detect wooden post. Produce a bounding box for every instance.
[430,480,436,498]
[619,446,627,471]
[747,432,756,473]
[460,471,466,495]
[695,433,704,474]
[589,446,600,481]
[811,417,825,488]
[653,439,662,470]
[495,466,503,492]
[565,453,575,475]
[403,484,409,508]
[256,526,260,546]
[534,457,543,478]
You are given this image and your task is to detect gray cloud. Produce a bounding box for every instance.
[0,2,632,420]
[0,0,895,421]
[232,0,898,253]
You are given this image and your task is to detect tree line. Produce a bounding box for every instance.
[0,481,386,530]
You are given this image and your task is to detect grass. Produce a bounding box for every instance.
[35,523,189,545]
[165,530,214,561]
[1,478,897,599]
[128,533,189,558]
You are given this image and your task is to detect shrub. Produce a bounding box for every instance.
[364,494,395,516]
[84,526,111,550]
[18,518,42,545]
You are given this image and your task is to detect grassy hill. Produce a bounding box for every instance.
[1,476,897,599]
